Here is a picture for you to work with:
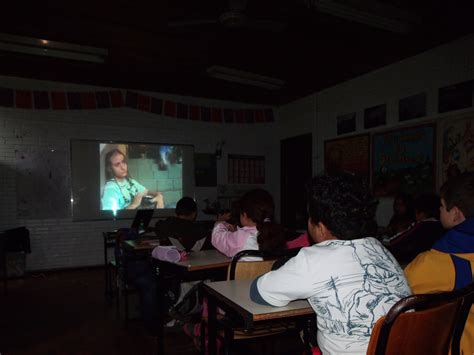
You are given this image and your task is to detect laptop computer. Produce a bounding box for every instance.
[131,209,155,233]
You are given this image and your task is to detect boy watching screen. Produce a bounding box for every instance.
[404,172,474,354]
[251,173,411,355]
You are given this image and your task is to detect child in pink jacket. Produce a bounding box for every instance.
[184,188,286,352]
[212,188,286,257]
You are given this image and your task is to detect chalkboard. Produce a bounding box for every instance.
[16,147,71,218]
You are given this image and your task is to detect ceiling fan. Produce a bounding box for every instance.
[168,0,287,32]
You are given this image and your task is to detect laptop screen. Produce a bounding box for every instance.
[131,209,154,231]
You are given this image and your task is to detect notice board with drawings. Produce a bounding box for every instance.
[16,147,71,219]
[324,134,370,181]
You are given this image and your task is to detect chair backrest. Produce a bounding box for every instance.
[451,281,474,355]
[227,250,276,281]
[366,291,464,355]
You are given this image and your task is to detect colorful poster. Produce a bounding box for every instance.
[324,134,370,180]
[372,124,435,195]
[441,115,474,184]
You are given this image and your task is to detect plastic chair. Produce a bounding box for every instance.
[366,289,464,355]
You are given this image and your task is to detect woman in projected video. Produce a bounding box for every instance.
[101,149,164,211]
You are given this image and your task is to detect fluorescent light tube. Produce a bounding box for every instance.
[207,65,284,90]
[314,0,414,34]
[0,33,108,63]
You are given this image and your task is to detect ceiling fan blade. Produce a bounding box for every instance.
[245,19,287,32]
[168,19,219,28]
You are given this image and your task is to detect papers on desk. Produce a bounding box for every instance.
[169,236,207,252]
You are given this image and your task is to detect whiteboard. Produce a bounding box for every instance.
[16,147,71,219]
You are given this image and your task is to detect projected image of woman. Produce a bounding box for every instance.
[101,149,164,210]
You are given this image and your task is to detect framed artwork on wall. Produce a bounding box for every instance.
[337,112,356,135]
[228,154,265,184]
[440,114,474,185]
[364,104,386,129]
[324,134,370,180]
[399,92,426,122]
[372,123,436,196]
[438,80,473,113]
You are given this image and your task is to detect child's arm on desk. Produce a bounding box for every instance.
[211,220,245,257]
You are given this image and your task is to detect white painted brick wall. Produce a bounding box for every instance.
[0,76,279,271]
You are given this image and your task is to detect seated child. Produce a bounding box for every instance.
[384,193,415,236]
[286,232,311,249]
[386,193,445,265]
[251,173,411,355]
[405,172,474,354]
[184,188,287,351]
[211,188,286,258]
[155,196,211,251]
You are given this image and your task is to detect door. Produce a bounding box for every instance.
[280,133,312,230]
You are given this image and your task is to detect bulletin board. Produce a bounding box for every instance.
[440,114,474,184]
[324,134,370,180]
[372,123,436,195]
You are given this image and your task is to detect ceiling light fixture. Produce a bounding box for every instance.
[0,33,108,63]
[207,65,284,90]
[310,0,416,34]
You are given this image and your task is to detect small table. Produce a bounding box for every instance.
[202,279,314,355]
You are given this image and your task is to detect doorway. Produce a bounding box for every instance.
[280,133,312,230]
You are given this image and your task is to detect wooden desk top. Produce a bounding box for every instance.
[124,239,160,250]
[175,249,231,271]
[125,241,231,271]
[203,279,313,322]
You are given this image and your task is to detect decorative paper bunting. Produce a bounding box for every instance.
[245,109,255,123]
[255,109,265,123]
[0,87,14,107]
[200,106,211,121]
[211,108,222,123]
[33,91,50,109]
[235,109,245,123]
[125,91,138,109]
[81,92,97,109]
[177,103,189,119]
[190,105,200,121]
[95,91,111,109]
[67,92,81,109]
[51,91,67,109]
[0,86,275,124]
[223,108,234,123]
[16,90,33,109]
[164,100,177,117]
[109,90,124,107]
[150,97,163,114]
[137,94,151,112]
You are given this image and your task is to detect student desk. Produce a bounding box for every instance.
[202,279,314,355]
[153,249,231,355]
[123,241,231,355]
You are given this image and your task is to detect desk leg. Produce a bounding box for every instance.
[156,263,165,355]
[207,294,217,355]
